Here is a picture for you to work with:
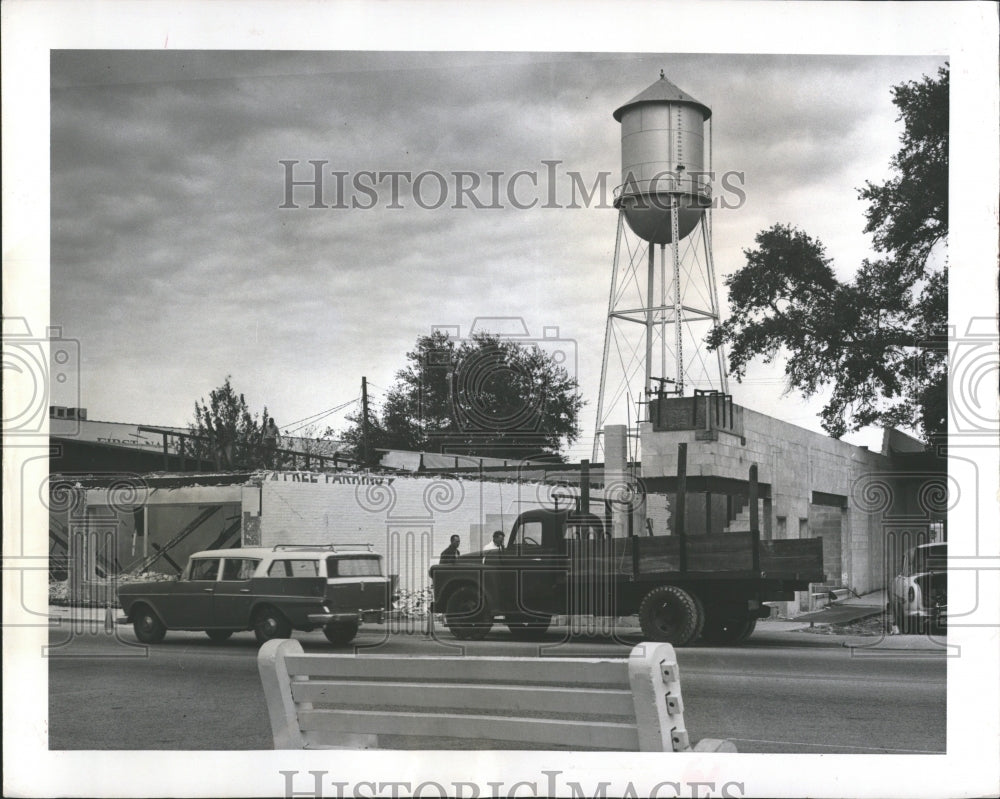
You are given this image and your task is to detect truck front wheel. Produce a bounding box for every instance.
[444,585,493,640]
[638,586,704,646]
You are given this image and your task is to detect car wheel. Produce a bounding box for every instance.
[205,629,235,643]
[444,585,493,640]
[253,606,292,644]
[323,621,359,645]
[733,617,757,642]
[638,586,704,646]
[132,605,166,644]
[505,613,551,640]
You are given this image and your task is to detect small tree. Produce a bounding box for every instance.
[188,376,270,470]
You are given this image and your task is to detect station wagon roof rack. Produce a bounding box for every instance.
[271,543,375,552]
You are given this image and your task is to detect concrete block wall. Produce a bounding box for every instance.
[811,506,844,584]
[641,407,897,597]
[258,472,556,593]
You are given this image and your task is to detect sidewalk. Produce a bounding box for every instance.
[49,604,117,623]
[776,590,947,651]
[50,592,946,652]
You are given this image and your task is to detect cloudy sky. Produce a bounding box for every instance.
[50,50,947,457]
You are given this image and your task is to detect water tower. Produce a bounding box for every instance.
[593,72,729,461]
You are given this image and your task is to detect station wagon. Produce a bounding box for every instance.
[117,544,388,645]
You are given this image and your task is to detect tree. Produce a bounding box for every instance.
[708,65,948,442]
[341,331,584,465]
[188,376,270,470]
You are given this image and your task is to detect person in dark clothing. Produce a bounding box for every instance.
[263,417,280,468]
[439,535,461,564]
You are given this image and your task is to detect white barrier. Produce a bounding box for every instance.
[257,638,736,751]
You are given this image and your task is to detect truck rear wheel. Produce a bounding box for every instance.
[444,585,493,640]
[638,586,704,646]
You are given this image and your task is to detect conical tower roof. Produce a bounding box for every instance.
[613,71,712,121]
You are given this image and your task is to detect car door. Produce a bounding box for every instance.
[212,557,261,628]
[160,557,220,628]
[564,515,616,618]
[507,518,569,617]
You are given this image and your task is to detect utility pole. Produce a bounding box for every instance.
[361,376,371,467]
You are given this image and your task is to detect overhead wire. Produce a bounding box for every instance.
[282,396,360,434]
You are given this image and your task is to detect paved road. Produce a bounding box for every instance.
[47,620,946,753]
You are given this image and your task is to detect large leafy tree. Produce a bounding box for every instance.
[342,331,584,465]
[708,65,948,442]
[188,376,271,469]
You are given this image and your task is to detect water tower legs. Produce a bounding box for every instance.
[592,202,727,463]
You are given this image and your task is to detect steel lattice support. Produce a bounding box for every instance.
[592,205,728,462]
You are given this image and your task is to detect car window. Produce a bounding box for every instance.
[222,558,260,581]
[189,558,221,581]
[327,556,382,577]
[267,558,319,578]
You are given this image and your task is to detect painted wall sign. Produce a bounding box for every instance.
[262,471,394,486]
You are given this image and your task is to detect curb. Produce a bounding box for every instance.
[841,635,950,652]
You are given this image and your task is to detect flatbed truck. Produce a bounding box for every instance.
[430,454,824,646]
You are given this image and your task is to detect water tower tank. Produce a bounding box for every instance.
[613,73,712,244]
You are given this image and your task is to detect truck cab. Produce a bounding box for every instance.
[431,509,614,639]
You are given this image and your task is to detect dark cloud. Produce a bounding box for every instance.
[50,51,946,452]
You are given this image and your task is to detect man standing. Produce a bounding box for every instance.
[483,530,505,552]
[263,417,280,468]
[439,535,461,564]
